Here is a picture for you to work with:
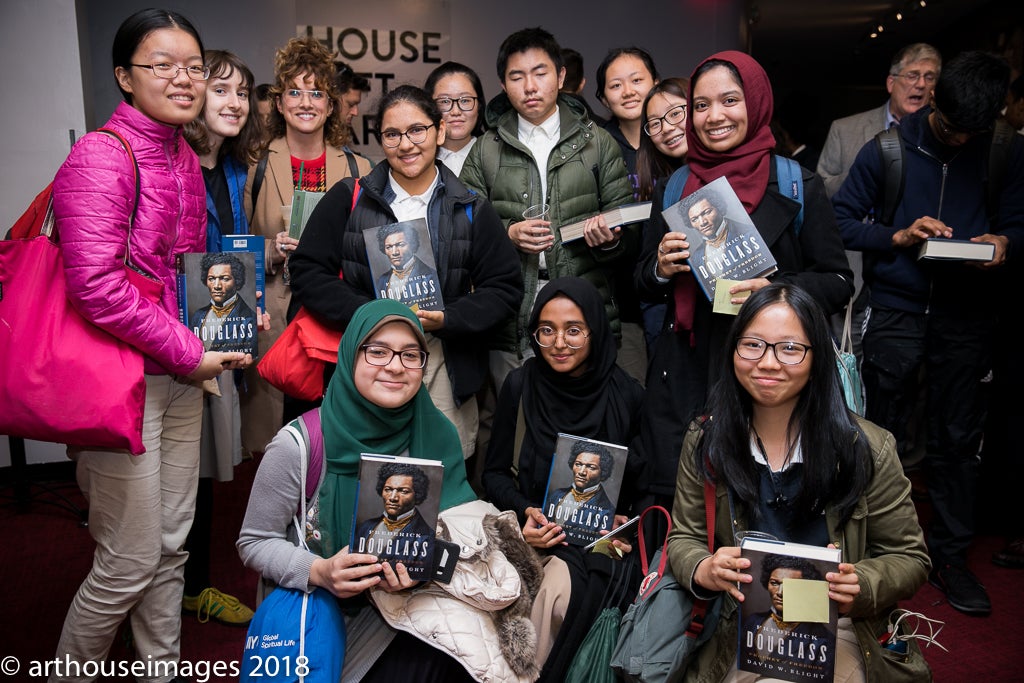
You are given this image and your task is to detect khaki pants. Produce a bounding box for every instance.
[52,374,202,683]
[424,335,478,459]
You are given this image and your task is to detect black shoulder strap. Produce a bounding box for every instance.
[986,119,1014,224]
[251,154,269,208]
[344,149,360,179]
[874,127,904,225]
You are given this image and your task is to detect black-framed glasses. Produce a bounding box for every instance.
[890,70,937,85]
[643,104,687,136]
[380,124,435,148]
[435,96,478,113]
[360,344,429,369]
[735,337,811,365]
[130,63,210,81]
[283,89,326,102]
[533,325,590,349]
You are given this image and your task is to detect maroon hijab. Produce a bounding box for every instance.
[672,51,776,338]
[683,50,776,211]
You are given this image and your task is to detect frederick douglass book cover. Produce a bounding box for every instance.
[663,175,777,300]
[351,454,444,581]
[362,218,444,313]
[176,251,258,356]
[541,434,627,546]
[737,538,841,683]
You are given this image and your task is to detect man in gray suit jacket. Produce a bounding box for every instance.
[818,43,942,197]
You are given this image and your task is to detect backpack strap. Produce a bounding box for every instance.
[986,119,1014,224]
[293,408,324,516]
[512,395,526,479]
[251,154,268,209]
[874,127,904,226]
[774,155,804,235]
[663,165,691,211]
[344,149,360,179]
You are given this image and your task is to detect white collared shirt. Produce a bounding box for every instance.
[388,166,439,223]
[437,137,477,177]
[517,107,560,204]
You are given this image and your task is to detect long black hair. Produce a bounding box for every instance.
[696,283,872,528]
[112,8,205,103]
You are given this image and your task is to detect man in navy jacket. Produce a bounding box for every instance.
[833,51,1024,616]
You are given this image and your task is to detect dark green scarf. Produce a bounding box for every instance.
[318,299,476,556]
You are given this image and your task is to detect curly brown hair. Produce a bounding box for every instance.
[265,36,349,147]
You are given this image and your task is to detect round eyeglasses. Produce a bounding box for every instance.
[380,124,435,148]
[435,96,478,113]
[130,63,210,81]
[360,345,429,369]
[283,89,326,102]
[533,325,590,349]
[890,70,937,85]
[643,104,687,136]
[735,337,811,365]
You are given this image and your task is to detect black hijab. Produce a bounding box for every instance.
[521,277,633,451]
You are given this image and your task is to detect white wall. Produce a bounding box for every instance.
[1,0,743,466]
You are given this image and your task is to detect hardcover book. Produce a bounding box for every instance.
[351,454,444,581]
[176,251,259,356]
[362,218,444,312]
[221,234,266,303]
[288,189,325,240]
[662,175,777,300]
[916,238,995,262]
[541,433,628,546]
[737,537,841,683]
[559,201,653,243]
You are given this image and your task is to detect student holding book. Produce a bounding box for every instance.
[49,9,249,675]
[181,48,267,626]
[289,85,522,459]
[632,51,852,519]
[482,277,644,681]
[666,283,930,682]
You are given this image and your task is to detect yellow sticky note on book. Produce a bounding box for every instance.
[782,578,830,623]
[712,278,748,315]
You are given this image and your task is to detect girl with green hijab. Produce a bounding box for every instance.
[239,298,478,681]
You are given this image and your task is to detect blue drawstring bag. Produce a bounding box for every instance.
[240,586,346,683]
[241,410,345,682]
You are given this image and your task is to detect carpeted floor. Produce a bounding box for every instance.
[2,457,1021,682]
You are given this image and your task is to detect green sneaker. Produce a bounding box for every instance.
[183,587,254,626]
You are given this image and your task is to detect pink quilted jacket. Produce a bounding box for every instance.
[53,102,206,376]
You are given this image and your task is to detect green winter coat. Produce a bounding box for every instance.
[460,93,634,354]
[667,416,931,683]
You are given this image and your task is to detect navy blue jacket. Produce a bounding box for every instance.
[833,106,1024,315]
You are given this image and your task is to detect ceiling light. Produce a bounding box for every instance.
[878,24,884,32]
[920,0,926,6]
[896,11,903,20]
[870,32,878,38]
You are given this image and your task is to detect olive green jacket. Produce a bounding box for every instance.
[460,94,634,353]
[666,416,931,683]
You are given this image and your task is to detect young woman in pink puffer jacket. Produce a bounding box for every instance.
[49,9,251,679]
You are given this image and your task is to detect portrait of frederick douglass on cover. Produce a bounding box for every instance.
[355,462,435,554]
[374,222,439,300]
[678,185,751,273]
[188,251,257,354]
[546,440,616,541]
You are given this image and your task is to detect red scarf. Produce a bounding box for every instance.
[673,51,776,338]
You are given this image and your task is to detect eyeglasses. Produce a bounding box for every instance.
[380,124,435,148]
[360,344,429,369]
[283,89,326,102]
[533,325,590,349]
[735,337,811,365]
[643,104,687,136]
[933,107,992,141]
[130,63,210,81]
[435,96,478,113]
[890,70,937,85]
